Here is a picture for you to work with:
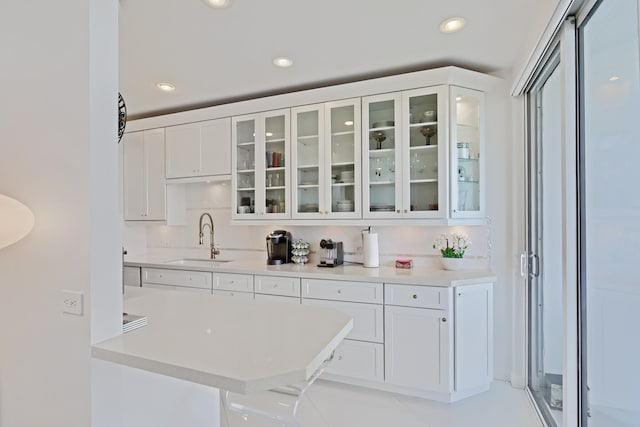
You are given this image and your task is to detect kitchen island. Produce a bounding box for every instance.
[91,287,353,426]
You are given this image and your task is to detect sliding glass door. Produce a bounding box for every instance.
[579,0,640,425]
[526,49,565,427]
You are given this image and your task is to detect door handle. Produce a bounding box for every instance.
[529,253,540,278]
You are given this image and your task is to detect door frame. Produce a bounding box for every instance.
[523,17,579,427]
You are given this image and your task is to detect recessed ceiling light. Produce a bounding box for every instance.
[609,76,620,81]
[202,0,229,8]
[344,121,354,126]
[273,57,293,68]
[156,82,175,92]
[456,96,462,101]
[265,132,273,137]
[440,17,466,33]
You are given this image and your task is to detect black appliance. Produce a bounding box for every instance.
[318,239,344,267]
[266,230,292,265]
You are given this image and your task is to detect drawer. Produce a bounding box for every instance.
[124,266,141,287]
[213,272,253,293]
[324,339,384,383]
[385,284,449,309]
[142,268,212,290]
[212,289,254,299]
[254,293,300,304]
[303,299,383,343]
[255,275,301,297]
[142,283,212,294]
[302,279,383,304]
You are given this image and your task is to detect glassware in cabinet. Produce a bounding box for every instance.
[401,87,447,218]
[362,93,402,218]
[292,106,324,217]
[450,86,484,218]
[232,109,290,219]
[326,99,361,217]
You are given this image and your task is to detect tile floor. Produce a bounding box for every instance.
[222,379,544,427]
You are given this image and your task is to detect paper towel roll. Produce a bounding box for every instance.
[363,232,379,268]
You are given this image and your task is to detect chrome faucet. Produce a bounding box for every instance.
[198,212,220,259]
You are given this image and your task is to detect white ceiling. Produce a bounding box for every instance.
[119,0,542,119]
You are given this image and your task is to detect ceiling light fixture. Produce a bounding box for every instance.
[609,76,620,82]
[456,96,462,101]
[202,0,230,8]
[273,57,293,68]
[156,82,176,92]
[440,17,466,33]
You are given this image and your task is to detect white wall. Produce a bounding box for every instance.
[0,1,120,426]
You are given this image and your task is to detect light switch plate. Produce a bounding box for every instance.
[61,290,83,315]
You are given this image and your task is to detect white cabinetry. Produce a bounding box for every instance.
[302,279,384,382]
[362,87,448,219]
[232,110,290,219]
[450,86,485,218]
[142,268,212,292]
[384,282,493,399]
[212,272,254,298]
[123,129,166,220]
[255,275,300,303]
[291,99,361,218]
[165,118,231,179]
[123,266,141,287]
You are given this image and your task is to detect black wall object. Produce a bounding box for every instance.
[118,92,127,143]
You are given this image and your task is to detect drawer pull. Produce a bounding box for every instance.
[230,280,235,284]
[412,294,418,299]
[337,289,342,294]
[338,355,343,361]
[274,284,278,288]
[442,317,447,322]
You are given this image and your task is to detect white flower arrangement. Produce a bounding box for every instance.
[433,232,471,258]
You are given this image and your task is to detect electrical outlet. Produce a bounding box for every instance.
[61,290,83,315]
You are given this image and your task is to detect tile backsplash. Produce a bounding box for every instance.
[124,181,491,269]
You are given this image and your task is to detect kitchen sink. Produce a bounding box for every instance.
[164,258,232,266]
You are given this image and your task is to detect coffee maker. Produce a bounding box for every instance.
[266,230,292,265]
[318,238,344,267]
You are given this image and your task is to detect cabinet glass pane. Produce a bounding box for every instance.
[455,93,481,213]
[368,99,396,212]
[408,93,439,213]
[296,110,320,213]
[330,105,355,213]
[236,119,255,214]
[265,115,286,214]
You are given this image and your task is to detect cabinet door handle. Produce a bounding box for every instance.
[337,355,343,361]
[442,317,447,322]
[396,210,400,214]
[404,209,408,213]
[337,289,342,294]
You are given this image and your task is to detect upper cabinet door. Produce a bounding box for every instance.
[325,99,361,218]
[292,104,326,218]
[165,118,231,179]
[450,86,484,219]
[123,128,166,221]
[362,93,403,219]
[232,109,290,219]
[401,86,448,219]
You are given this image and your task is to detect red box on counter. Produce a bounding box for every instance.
[395,259,413,269]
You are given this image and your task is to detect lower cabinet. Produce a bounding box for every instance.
[212,272,253,298]
[142,268,212,292]
[124,266,141,287]
[323,339,384,382]
[134,266,493,401]
[384,304,450,393]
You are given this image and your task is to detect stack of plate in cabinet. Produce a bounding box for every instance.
[370,204,395,212]
[336,200,354,212]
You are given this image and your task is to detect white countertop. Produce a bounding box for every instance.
[92,287,353,394]
[125,254,496,287]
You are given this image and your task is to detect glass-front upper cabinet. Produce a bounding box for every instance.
[400,86,447,219]
[232,109,290,219]
[362,93,402,218]
[291,99,360,218]
[450,86,484,218]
